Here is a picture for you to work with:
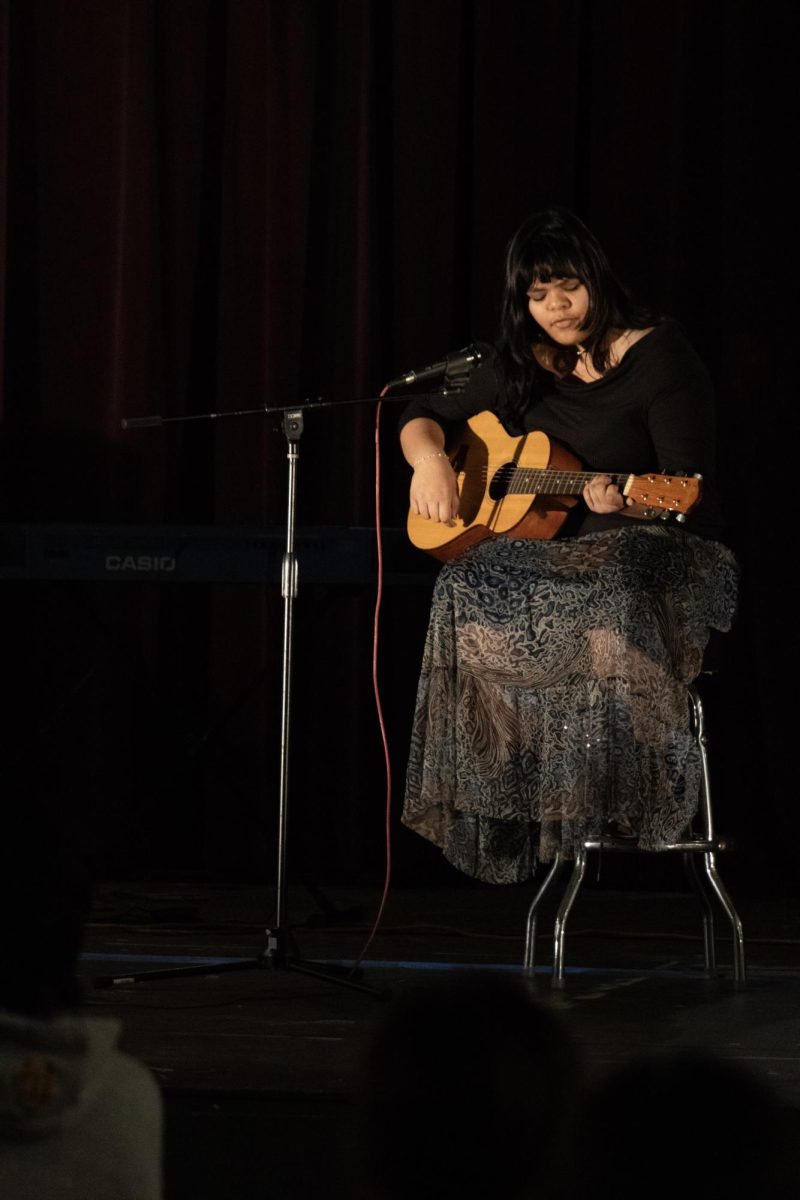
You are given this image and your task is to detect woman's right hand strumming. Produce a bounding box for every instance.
[401,417,460,525]
[410,455,460,526]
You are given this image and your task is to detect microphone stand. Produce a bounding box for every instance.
[95,390,443,995]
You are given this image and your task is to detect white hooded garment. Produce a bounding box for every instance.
[0,1009,162,1199]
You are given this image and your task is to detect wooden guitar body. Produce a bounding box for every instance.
[407,413,580,562]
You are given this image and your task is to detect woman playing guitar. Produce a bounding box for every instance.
[399,207,737,882]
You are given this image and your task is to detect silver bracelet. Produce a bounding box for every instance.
[412,451,447,467]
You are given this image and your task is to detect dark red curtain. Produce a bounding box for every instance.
[1,0,792,889]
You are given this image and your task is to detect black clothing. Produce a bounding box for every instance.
[398,320,724,541]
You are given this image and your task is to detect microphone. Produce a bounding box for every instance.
[386,343,484,391]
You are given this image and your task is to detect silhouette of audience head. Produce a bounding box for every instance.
[356,971,578,1199]
[572,1046,797,1200]
[0,827,92,1018]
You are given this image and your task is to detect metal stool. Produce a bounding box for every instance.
[523,684,746,987]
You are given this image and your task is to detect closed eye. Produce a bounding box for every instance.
[527,278,581,301]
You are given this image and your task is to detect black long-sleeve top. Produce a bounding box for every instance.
[398,320,724,541]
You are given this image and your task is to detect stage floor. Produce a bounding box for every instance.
[79,879,800,1199]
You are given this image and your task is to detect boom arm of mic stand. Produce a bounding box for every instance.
[119,391,453,431]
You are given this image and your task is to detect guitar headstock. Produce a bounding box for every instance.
[626,472,702,520]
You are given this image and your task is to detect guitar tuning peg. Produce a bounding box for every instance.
[658,510,671,521]
[675,513,687,523]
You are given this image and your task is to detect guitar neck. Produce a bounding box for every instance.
[507,467,631,496]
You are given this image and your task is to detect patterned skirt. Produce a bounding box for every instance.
[402,526,739,884]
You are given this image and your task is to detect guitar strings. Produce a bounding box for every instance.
[463,466,692,500]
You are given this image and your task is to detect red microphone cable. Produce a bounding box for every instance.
[349,386,393,974]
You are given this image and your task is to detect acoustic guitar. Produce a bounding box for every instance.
[407,410,702,562]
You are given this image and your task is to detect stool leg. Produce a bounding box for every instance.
[553,846,588,987]
[523,854,564,976]
[688,683,745,984]
[684,851,717,974]
[702,851,746,985]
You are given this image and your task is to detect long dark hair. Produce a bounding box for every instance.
[497,207,658,428]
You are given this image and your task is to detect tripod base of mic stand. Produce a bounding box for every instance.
[93,927,387,998]
[261,926,386,997]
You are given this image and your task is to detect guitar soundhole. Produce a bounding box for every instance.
[488,463,515,500]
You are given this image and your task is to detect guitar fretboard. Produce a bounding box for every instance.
[487,466,632,496]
